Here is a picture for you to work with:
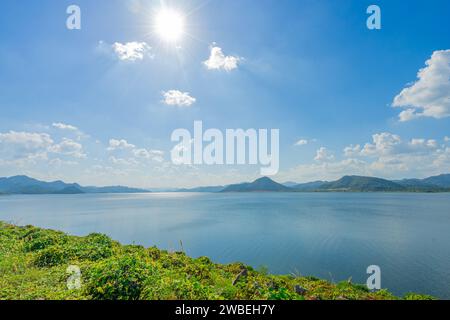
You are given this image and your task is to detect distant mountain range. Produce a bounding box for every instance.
[219,174,450,193]
[0,176,149,195]
[175,186,226,193]
[1,174,450,195]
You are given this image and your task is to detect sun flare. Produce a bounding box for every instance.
[154,9,185,43]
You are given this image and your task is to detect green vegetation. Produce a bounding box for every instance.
[0,221,436,300]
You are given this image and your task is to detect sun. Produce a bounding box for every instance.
[154,9,185,43]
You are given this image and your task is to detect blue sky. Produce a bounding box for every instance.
[0,0,449,188]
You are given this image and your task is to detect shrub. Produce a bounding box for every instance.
[84,255,152,300]
[196,256,212,265]
[69,233,114,261]
[161,254,186,269]
[33,246,68,267]
[268,287,301,300]
[148,247,161,260]
[141,276,215,300]
[404,293,436,300]
[23,230,67,252]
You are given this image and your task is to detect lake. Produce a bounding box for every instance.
[1,192,449,298]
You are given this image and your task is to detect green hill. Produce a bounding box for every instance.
[221,177,292,192]
[318,176,406,192]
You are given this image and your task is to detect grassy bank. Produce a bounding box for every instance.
[0,221,435,300]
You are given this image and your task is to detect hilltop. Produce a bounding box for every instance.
[317,176,406,192]
[221,177,292,192]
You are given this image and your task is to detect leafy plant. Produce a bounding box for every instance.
[33,246,69,267]
[84,254,153,300]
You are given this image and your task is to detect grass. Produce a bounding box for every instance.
[0,221,436,300]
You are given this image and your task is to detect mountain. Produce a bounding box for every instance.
[317,176,406,192]
[395,174,450,191]
[81,186,149,193]
[175,186,226,193]
[293,181,327,191]
[2,174,450,195]
[282,181,299,188]
[421,174,450,188]
[195,174,450,193]
[395,178,433,188]
[53,186,85,194]
[0,176,149,195]
[221,177,293,192]
[0,176,81,194]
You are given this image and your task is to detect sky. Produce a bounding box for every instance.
[0,0,450,188]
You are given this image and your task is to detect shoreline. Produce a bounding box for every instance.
[1,190,450,196]
[0,221,436,300]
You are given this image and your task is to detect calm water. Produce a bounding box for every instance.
[1,192,449,298]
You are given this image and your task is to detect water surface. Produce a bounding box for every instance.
[1,192,449,298]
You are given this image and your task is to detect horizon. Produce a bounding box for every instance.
[2,172,450,190]
[1,0,450,188]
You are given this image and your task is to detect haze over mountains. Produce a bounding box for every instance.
[1,174,450,195]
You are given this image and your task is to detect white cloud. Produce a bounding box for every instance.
[281,158,369,183]
[107,138,164,163]
[398,109,420,122]
[52,122,87,140]
[279,131,450,183]
[361,133,402,157]
[298,132,444,181]
[314,147,335,162]
[355,133,438,158]
[52,123,78,131]
[283,140,449,184]
[49,138,86,159]
[0,131,53,152]
[204,46,241,71]
[98,41,153,61]
[344,144,361,157]
[132,148,164,162]
[433,147,450,168]
[109,156,139,166]
[107,139,136,151]
[162,90,196,107]
[445,136,450,142]
[340,133,441,162]
[295,139,308,146]
[0,131,53,163]
[393,49,450,121]
[410,138,438,149]
[49,158,79,167]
